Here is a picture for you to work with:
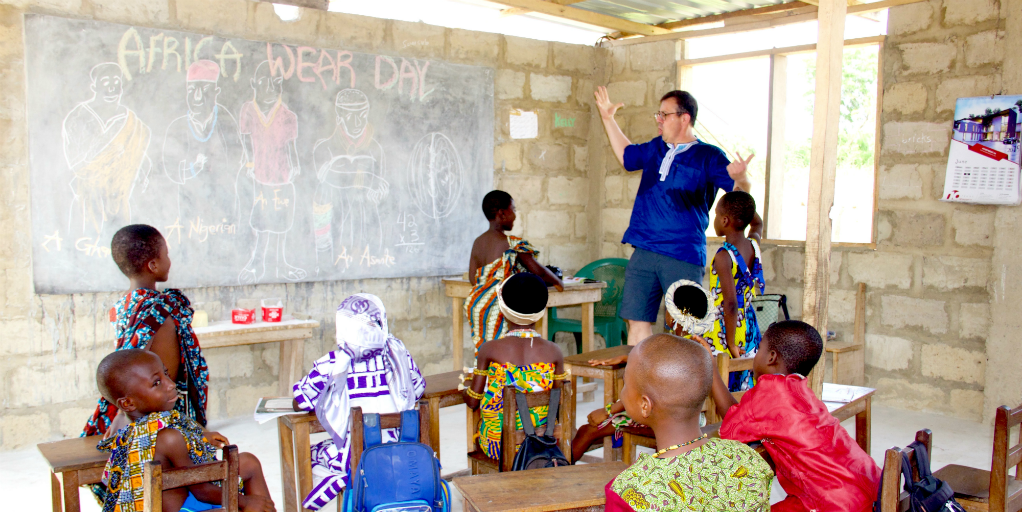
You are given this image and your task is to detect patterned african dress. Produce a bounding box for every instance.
[607,438,773,512]
[84,288,210,438]
[477,361,555,459]
[708,239,765,391]
[464,236,539,351]
[97,410,230,512]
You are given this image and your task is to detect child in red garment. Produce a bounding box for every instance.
[707,320,881,512]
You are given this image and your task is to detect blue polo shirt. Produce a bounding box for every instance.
[621,137,734,268]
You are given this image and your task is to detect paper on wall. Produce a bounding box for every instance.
[510,109,538,139]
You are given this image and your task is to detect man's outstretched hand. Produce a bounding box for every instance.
[727,152,754,191]
[595,86,624,121]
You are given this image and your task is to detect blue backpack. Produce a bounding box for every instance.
[342,410,450,512]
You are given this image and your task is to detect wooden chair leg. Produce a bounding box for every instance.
[278,418,298,512]
[50,472,63,512]
[622,432,636,464]
[222,446,239,512]
[143,461,162,512]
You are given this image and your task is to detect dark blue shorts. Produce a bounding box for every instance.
[620,247,704,323]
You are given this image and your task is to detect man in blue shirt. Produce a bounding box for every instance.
[595,86,756,346]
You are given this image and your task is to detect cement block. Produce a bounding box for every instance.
[260,346,280,376]
[526,210,571,239]
[318,11,386,51]
[630,40,676,72]
[547,243,589,272]
[499,175,542,205]
[176,0,249,37]
[890,211,946,247]
[936,75,1001,112]
[450,29,499,64]
[92,0,169,25]
[864,334,914,371]
[552,42,594,73]
[782,251,803,281]
[889,2,934,35]
[965,30,1004,67]
[959,302,990,340]
[626,175,641,200]
[606,80,646,107]
[602,242,623,258]
[949,389,985,420]
[575,213,588,239]
[58,406,94,438]
[922,256,990,291]
[496,69,525,100]
[602,208,632,238]
[654,75,675,103]
[760,247,776,282]
[505,36,548,68]
[7,358,96,407]
[898,43,956,75]
[879,164,924,199]
[847,252,914,289]
[882,121,951,155]
[495,142,523,171]
[882,82,928,115]
[952,209,995,246]
[881,295,948,334]
[942,0,999,26]
[525,143,568,171]
[251,3,321,46]
[530,74,572,103]
[828,287,857,324]
[610,46,628,75]
[921,344,985,384]
[573,145,588,172]
[873,377,946,414]
[551,109,589,139]
[226,384,277,417]
[205,347,255,379]
[0,412,50,449]
[605,176,624,205]
[547,176,589,206]
[574,78,595,108]
[389,20,445,59]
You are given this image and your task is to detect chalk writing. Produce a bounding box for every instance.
[116,28,242,81]
[187,217,238,242]
[554,113,575,128]
[41,230,63,252]
[75,236,111,258]
[360,246,395,267]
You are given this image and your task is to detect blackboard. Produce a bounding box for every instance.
[24,14,493,294]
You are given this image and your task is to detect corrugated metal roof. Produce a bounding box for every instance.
[571,0,792,26]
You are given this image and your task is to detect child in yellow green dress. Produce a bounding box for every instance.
[708,191,764,391]
[462,272,568,460]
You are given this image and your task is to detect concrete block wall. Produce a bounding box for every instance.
[0,0,598,448]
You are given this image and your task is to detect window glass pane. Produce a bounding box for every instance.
[682,58,770,238]
[771,45,878,243]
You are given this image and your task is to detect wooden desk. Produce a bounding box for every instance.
[564,345,632,462]
[823,382,875,453]
[38,435,108,512]
[422,370,466,463]
[195,319,319,396]
[453,461,627,512]
[443,279,606,372]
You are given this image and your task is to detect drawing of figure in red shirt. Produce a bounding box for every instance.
[238,61,307,284]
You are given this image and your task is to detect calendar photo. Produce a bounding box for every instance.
[942,95,1022,205]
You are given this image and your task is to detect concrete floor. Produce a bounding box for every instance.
[3,380,997,512]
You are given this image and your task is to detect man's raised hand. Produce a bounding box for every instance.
[727,152,754,191]
[594,86,624,121]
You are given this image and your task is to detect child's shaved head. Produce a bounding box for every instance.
[96,349,157,404]
[764,320,823,377]
[111,225,164,277]
[718,191,756,229]
[631,334,713,413]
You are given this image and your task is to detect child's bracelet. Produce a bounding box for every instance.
[465,388,485,400]
[605,402,615,415]
[553,370,570,380]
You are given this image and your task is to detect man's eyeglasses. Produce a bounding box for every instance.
[654,111,688,121]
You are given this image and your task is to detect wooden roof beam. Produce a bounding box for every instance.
[492,0,673,36]
[500,0,585,18]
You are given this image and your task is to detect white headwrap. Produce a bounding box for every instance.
[665,279,715,336]
[314,293,417,448]
[497,276,546,325]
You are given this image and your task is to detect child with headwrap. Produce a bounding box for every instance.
[291,294,426,511]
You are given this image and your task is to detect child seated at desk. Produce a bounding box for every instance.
[709,320,880,512]
[571,280,713,462]
[605,334,773,511]
[291,294,426,511]
[466,190,563,351]
[95,349,274,512]
[462,273,568,459]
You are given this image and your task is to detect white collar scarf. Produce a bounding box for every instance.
[314,293,417,448]
[659,140,699,181]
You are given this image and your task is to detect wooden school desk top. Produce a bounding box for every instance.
[38,435,107,473]
[454,461,628,512]
[442,278,606,307]
[564,345,632,369]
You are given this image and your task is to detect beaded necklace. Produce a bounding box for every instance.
[653,433,708,458]
[506,328,541,338]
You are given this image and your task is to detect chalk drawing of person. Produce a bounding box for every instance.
[311,89,389,275]
[238,61,306,284]
[61,62,151,240]
[161,60,244,236]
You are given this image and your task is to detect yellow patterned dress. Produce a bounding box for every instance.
[609,438,773,511]
[464,236,539,351]
[477,361,555,459]
[708,239,765,391]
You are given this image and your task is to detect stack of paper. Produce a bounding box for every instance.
[254,397,298,424]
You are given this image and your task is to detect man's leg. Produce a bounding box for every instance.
[626,319,653,346]
[619,248,663,346]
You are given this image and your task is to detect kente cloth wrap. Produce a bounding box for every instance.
[605,438,773,512]
[97,410,229,512]
[83,288,209,439]
[292,293,425,511]
[465,236,539,350]
[477,361,555,459]
[708,239,765,391]
[721,374,881,512]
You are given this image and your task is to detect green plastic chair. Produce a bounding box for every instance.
[547,258,629,354]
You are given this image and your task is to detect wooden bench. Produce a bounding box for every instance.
[453,461,627,512]
[38,435,108,512]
